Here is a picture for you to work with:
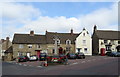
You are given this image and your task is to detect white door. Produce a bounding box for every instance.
[27,52,30,58]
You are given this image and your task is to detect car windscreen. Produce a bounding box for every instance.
[40,54,46,56]
[52,56,60,58]
[70,54,75,56]
[19,56,25,58]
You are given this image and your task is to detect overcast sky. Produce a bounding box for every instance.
[1,1,118,40]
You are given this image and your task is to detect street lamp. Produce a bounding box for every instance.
[53,34,60,55]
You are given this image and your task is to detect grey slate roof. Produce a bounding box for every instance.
[12,32,79,44]
[12,34,46,44]
[5,46,13,53]
[95,30,120,40]
[46,32,79,44]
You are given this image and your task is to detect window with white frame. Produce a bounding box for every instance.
[18,52,22,56]
[66,47,71,52]
[84,48,87,53]
[110,40,114,44]
[37,44,40,48]
[118,41,120,44]
[19,44,24,49]
[66,39,71,45]
[104,40,108,44]
[57,39,60,45]
[28,45,32,48]
[83,40,86,45]
[83,33,85,36]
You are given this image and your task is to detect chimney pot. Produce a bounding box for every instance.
[1,39,5,43]
[94,25,97,32]
[70,29,73,35]
[6,37,9,41]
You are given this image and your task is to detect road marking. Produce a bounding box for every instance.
[16,63,18,64]
[19,63,22,65]
[81,61,85,63]
[73,62,78,64]
[87,60,91,62]
[23,64,27,66]
[37,66,42,67]
[29,65,32,66]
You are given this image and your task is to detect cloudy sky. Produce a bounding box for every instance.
[1,1,118,40]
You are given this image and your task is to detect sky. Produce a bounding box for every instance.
[1,1,118,41]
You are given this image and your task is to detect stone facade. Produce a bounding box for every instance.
[12,30,79,59]
[0,37,12,61]
[13,44,47,59]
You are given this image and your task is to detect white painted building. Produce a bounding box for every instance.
[75,28,92,55]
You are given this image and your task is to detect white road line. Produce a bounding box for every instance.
[37,66,42,67]
[81,61,85,63]
[29,65,32,66]
[23,64,27,66]
[87,60,91,62]
[16,63,18,64]
[19,63,22,65]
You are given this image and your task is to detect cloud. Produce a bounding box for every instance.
[20,16,81,33]
[79,2,118,33]
[1,2,41,24]
[2,2,118,41]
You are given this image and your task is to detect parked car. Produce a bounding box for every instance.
[106,51,120,57]
[106,51,112,56]
[76,52,85,59]
[16,56,29,62]
[67,53,77,59]
[46,55,65,63]
[29,55,38,61]
[39,53,47,61]
[59,54,66,59]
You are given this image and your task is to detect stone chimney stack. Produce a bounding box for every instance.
[1,39,5,43]
[70,29,73,35]
[94,25,97,32]
[30,30,34,36]
[6,37,9,49]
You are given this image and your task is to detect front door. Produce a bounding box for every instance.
[26,52,30,58]
[37,51,40,59]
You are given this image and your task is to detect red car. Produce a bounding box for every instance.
[46,55,66,64]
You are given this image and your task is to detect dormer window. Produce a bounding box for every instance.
[104,40,107,44]
[57,39,60,45]
[66,39,71,45]
[118,41,120,44]
[28,45,32,48]
[83,33,85,36]
[37,44,40,48]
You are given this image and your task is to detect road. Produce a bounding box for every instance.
[1,56,120,76]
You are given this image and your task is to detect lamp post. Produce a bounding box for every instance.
[53,34,59,55]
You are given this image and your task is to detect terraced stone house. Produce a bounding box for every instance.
[12,29,92,59]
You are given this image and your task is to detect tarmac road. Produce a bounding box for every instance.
[2,56,120,76]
